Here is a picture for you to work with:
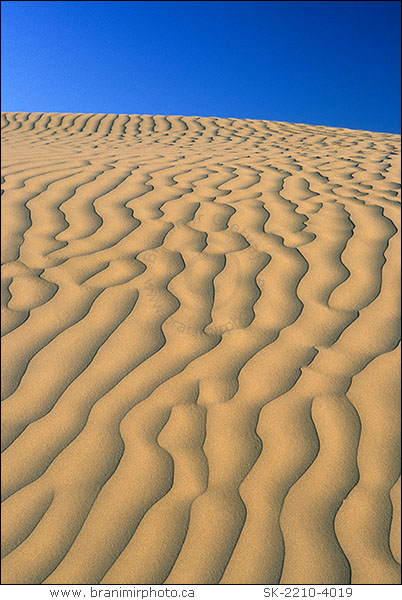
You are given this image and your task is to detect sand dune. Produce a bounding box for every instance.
[1,111,401,585]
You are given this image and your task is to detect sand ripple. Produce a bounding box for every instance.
[1,112,401,584]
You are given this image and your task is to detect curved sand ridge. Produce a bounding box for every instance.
[1,112,401,584]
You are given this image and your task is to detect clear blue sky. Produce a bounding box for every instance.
[1,0,401,133]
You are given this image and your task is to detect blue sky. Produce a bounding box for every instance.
[1,0,401,133]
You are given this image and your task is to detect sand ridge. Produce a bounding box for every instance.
[1,112,401,584]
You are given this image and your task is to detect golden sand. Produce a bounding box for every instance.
[1,112,401,584]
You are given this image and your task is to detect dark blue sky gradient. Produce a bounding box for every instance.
[1,1,401,133]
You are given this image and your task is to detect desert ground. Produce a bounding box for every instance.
[1,111,401,585]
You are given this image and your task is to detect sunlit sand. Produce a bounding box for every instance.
[1,112,401,584]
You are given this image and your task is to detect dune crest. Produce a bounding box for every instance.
[1,112,401,584]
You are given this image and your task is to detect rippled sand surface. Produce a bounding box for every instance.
[1,112,401,584]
